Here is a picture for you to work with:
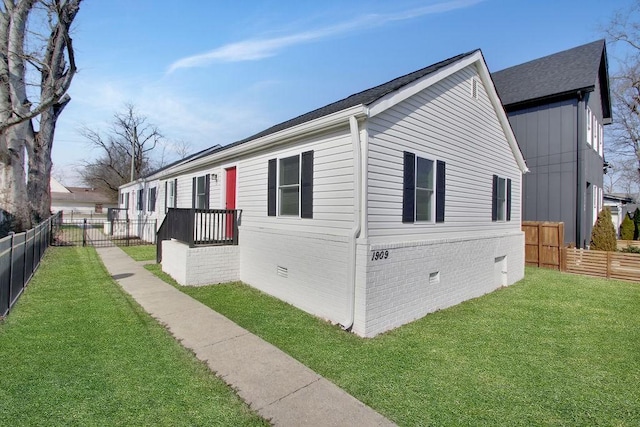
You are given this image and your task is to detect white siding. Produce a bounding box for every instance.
[172,167,222,209]
[237,126,355,233]
[367,64,522,242]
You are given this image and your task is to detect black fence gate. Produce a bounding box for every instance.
[51,211,156,248]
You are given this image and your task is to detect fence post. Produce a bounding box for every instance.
[188,209,195,247]
[22,231,27,289]
[126,218,130,246]
[537,223,543,268]
[82,218,87,247]
[7,232,14,311]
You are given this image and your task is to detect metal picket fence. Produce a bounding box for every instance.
[0,212,59,318]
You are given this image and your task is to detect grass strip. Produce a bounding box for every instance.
[0,247,266,426]
[117,244,156,261]
[146,264,640,426]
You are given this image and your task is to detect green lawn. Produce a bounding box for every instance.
[0,247,266,426]
[118,244,156,261]
[146,264,640,426]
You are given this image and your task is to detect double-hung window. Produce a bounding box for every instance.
[137,189,144,211]
[192,175,210,209]
[165,179,177,211]
[148,187,156,212]
[267,151,314,218]
[403,152,445,223]
[279,155,300,216]
[492,175,512,222]
[415,157,435,221]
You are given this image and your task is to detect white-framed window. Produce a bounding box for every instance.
[598,123,604,157]
[279,155,300,216]
[593,184,599,226]
[586,107,592,146]
[492,175,512,222]
[593,116,599,153]
[415,156,435,222]
[496,177,506,221]
[147,187,156,212]
[402,152,446,224]
[167,180,176,208]
[137,189,144,211]
[267,151,313,219]
[194,175,208,209]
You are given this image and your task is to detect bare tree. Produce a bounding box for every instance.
[80,104,163,200]
[172,139,192,160]
[0,0,82,232]
[604,158,640,197]
[605,1,640,183]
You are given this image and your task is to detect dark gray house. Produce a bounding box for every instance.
[492,40,611,247]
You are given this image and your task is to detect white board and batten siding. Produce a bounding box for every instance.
[236,125,356,324]
[367,64,522,242]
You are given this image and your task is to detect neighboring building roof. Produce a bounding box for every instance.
[52,187,114,204]
[50,177,70,193]
[605,193,635,204]
[139,144,222,180]
[492,40,611,120]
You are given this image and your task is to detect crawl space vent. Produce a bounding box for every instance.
[277,266,288,278]
[429,271,440,285]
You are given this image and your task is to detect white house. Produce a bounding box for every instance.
[50,177,116,216]
[124,50,528,337]
[118,145,222,241]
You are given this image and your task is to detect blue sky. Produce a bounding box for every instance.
[53,0,634,184]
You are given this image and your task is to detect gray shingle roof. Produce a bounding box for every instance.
[492,39,607,108]
[174,49,478,168]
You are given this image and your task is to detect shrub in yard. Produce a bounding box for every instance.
[590,207,617,251]
[620,214,634,240]
[620,244,640,253]
[634,208,640,240]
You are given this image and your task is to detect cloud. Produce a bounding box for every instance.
[167,0,484,73]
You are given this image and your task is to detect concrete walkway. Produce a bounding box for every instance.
[96,247,395,427]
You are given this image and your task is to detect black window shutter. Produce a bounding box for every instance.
[436,160,446,223]
[506,178,512,221]
[402,152,415,223]
[204,174,210,209]
[267,159,276,216]
[301,151,314,218]
[173,179,178,207]
[192,177,196,208]
[491,175,498,222]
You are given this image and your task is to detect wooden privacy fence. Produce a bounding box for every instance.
[562,248,640,282]
[522,221,564,270]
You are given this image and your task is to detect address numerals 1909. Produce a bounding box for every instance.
[371,250,389,261]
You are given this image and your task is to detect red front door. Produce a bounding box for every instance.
[225,167,236,238]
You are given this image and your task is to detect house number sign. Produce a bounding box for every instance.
[371,250,390,261]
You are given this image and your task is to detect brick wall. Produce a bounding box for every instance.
[239,226,351,325]
[353,232,524,337]
[161,240,239,286]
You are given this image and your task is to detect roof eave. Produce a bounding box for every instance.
[503,86,595,112]
[162,105,369,178]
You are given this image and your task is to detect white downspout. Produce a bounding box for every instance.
[343,115,362,331]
